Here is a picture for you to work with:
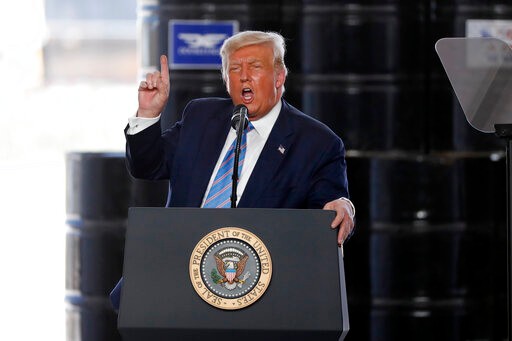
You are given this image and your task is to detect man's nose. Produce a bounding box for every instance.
[240,65,250,81]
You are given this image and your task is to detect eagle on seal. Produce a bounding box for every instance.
[214,253,249,284]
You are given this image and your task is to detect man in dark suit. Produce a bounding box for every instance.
[111,31,354,309]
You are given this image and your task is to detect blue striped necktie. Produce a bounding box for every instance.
[203,123,254,208]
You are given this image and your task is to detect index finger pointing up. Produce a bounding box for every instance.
[160,55,170,82]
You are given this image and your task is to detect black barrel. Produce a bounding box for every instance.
[300,1,428,152]
[429,1,512,152]
[343,153,506,340]
[65,152,167,341]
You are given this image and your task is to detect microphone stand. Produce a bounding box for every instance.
[231,108,248,208]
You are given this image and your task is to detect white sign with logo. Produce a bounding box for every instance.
[169,20,239,70]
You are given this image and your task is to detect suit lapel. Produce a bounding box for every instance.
[187,107,232,206]
[238,101,294,207]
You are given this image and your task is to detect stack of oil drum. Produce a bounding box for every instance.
[298,1,508,340]
[65,0,511,340]
[65,153,167,341]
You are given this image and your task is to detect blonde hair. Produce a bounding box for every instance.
[219,31,288,83]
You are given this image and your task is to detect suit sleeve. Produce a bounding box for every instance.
[306,135,349,208]
[125,115,182,180]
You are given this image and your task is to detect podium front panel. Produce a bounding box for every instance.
[118,207,348,340]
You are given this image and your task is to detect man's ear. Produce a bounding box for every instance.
[224,76,231,94]
[275,69,285,89]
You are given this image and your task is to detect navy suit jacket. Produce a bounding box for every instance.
[111,98,349,310]
[126,97,349,208]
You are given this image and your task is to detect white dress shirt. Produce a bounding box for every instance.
[201,101,281,206]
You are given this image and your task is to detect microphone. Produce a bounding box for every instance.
[230,104,249,208]
[231,104,249,131]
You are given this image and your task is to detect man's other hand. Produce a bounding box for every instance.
[323,198,355,246]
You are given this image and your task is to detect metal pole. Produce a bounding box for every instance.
[507,138,512,341]
[495,124,512,340]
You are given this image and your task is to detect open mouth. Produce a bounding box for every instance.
[242,88,254,103]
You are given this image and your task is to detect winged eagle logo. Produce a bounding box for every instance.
[178,33,227,48]
[212,247,250,290]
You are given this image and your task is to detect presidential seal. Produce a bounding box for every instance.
[189,227,272,310]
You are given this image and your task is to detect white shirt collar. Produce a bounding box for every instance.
[246,100,282,139]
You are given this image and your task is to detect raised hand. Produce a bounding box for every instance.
[137,55,170,118]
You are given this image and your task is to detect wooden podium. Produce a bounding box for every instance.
[118,208,349,341]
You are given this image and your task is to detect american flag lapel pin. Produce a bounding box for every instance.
[278,145,286,154]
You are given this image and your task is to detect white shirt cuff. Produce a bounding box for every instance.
[340,197,355,219]
[126,114,161,135]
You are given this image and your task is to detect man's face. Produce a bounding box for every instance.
[226,43,285,121]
